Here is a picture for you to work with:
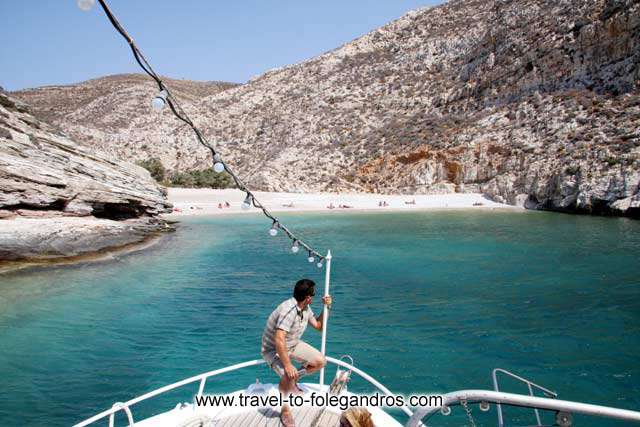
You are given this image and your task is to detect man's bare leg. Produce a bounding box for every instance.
[279,376,297,427]
[279,375,299,395]
[278,357,326,424]
[286,357,326,394]
[302,356,327,375]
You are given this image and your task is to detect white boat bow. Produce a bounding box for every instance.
[74,357,640,427]
[74,356,409,427]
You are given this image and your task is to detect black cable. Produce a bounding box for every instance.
[94,0,325,262]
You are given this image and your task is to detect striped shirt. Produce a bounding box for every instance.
[262,297,315,354]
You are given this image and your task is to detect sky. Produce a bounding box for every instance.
[0,0,443,91]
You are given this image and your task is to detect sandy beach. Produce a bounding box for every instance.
[164,188,519,217]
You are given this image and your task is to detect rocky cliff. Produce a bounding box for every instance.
[13,0,640,217]
[0,89,172,263]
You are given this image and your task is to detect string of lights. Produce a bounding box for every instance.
[78,0,326,267]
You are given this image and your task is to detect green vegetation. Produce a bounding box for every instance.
[136,158,166,182]
[137,157,234,188]
[167,168,234,188]
[605,156,620,167]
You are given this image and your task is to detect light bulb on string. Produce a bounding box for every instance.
[241,194,252,210]
[212,153,224,173]
[151,90,168,111]
[85,0,331,272]
[77,0,95,11]
[269,222,279,237]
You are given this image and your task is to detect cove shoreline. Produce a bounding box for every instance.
[163,188,520,218]
[0,189,520,275]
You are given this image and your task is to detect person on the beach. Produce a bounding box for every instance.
[261,279,332,427]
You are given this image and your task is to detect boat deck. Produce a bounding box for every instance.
[115,382,404,427]
[134,404,344,427]
[215,407,341,427]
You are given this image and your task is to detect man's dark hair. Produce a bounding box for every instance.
[293,279,316,302]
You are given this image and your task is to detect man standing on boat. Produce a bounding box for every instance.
[262,278,332,427]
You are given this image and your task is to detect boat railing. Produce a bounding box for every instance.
[492,368,557,426]
[405,389,640,427]
[73,356,414,427]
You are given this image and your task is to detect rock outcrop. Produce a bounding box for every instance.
[0,217,167,262]
[13,0,640,217]
[0,89,172,262]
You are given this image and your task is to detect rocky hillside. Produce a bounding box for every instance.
[14,74,238,171]
[14,0,640,217]
[0,89,172,262]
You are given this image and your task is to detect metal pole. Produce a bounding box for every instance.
[319,249,332,386]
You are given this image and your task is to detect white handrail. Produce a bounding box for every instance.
[108,402,133,427]
[73,355,413,426]
[492,368,557,427]
[319,249,333,386]
[406,390,640,427]
[329,356,414,419]
[73,359,264,427]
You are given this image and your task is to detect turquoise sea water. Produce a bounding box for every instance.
[0,210,639,426]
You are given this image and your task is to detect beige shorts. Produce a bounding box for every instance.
[262,341,322,377]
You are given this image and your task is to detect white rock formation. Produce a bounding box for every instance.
[0,89,172,262]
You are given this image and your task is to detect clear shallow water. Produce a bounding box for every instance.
[0,210,639,427]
